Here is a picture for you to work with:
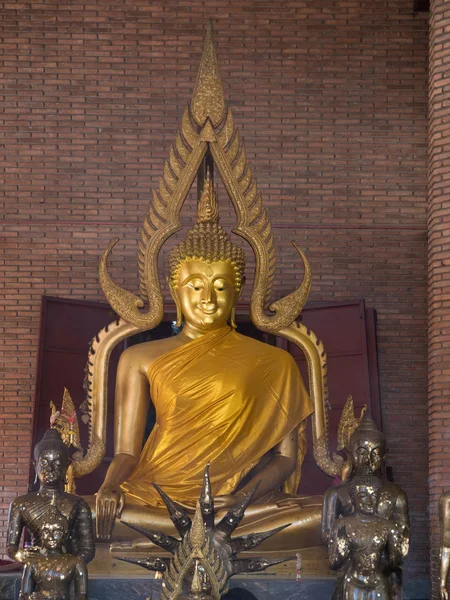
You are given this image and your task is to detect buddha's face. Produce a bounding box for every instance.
[352,442,385,475]
[36,449,67,488]
[174,260,238,331]
[354,485,380,516]
[41,523,65,551]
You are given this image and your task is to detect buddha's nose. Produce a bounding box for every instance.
[201,286,217,306]
[200,300,217,313]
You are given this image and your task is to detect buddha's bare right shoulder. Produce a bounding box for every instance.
[119,336,185,372]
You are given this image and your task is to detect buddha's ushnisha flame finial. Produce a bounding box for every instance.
[197,171,219,224]
[168,171,246,292]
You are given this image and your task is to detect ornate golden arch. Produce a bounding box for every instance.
[71,22,343,481]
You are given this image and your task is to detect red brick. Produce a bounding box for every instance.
[0,0,428,578]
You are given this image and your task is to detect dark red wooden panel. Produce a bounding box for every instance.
[286,300,379,495]
[32,297,119,494]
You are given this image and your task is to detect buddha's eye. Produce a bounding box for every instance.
[214,279,228,291]
[188,279,204,291]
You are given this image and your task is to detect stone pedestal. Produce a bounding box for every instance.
[0,573,430,600]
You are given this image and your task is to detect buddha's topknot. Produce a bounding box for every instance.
[169,176,245,290]
[34,428,69,463]
[349,416,386,452]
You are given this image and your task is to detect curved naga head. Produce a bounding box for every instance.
[114,465,290,600]
[99,20,311,334]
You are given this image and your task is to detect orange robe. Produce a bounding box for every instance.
[121,326,313,507]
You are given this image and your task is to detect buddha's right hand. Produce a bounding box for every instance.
[441,586,449,600]
[95,486,124,540]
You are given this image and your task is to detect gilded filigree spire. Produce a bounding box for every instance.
[50,387,81,450]
[98,19,311,332]
[191,20,226,128]
[190,502,207,547]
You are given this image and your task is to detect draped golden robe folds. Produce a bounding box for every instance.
[121,326,313,508]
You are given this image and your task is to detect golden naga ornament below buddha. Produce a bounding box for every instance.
[114,466,290,600]
[73,19,343,496]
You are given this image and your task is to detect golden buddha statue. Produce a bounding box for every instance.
[95,175,321,549]
[67,21,347,559]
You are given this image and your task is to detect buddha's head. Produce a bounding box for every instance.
[348,416,386,476]
[34,428,69,489]
[41,503,69,552]
[349,474,382,517]
[169,177,245,332]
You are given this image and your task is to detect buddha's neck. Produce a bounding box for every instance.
[355,513,378,524]
[44,548,63,558]
[179,322,229,341]
[38,485,64,498]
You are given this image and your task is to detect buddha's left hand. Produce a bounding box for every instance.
[214,495,239,510]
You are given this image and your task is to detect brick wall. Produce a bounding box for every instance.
[429,0,450,596]
[0,0,428,577]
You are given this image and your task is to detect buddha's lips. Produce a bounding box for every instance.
[198,306,218,315]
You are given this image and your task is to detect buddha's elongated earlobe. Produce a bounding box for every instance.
[168,277,183,327]
[175,301,182,328]
[230,276,245,329]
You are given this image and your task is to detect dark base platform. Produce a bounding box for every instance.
[0,574,430,599]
